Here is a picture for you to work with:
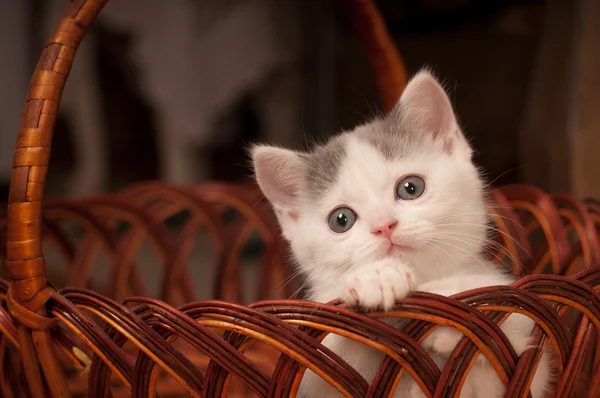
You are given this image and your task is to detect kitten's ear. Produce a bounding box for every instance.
[394,70,471,155]
[251,145,306,213]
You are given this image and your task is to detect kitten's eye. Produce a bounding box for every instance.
[396,175,425,200]
[328,207,357,233]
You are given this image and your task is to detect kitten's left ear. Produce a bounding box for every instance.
[251,144,306,220]
[392,70,471,156]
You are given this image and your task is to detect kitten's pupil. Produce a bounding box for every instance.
[404,182,416,195]
[336,212,347,227]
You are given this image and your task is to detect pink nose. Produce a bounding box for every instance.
[371,219,398,237]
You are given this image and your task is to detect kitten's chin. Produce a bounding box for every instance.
[388,244,411,256]
[376,240,414,260]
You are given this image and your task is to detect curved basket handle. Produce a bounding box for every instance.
[6,0,108,308]
[337,0,407,113]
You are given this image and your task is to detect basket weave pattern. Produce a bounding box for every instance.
[1,0,599,397]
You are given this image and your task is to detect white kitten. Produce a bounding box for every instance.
[251,70,552,397]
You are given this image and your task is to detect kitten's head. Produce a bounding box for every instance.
[252,71,488,296]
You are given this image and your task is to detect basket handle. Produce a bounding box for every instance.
[6,0,108,308]
[338,0,407,113]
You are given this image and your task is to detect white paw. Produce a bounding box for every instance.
[339,260,414,311]
[421,326,464,357]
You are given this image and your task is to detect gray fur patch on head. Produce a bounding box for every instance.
[304,133,348,199]
[356,115,430,161]
[302,116,426,199]
[355,119,411,160]
[301,108,434,199]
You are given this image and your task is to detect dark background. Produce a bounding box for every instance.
[0,0,596,200]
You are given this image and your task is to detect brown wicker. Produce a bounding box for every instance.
[1,0,599,396]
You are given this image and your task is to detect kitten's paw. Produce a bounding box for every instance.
[422,326,464,357]
[340,260,414,311]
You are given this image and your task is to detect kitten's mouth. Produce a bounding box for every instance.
[386,240,412,254]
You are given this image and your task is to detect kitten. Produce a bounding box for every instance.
[251,70,552,397]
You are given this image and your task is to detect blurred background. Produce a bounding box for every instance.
[3,0,598,201]
[1,0,599,302]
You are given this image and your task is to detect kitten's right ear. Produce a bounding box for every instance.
[251,145,306,214]
[390,70,472,157]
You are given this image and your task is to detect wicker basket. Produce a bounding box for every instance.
[1,0,600,396]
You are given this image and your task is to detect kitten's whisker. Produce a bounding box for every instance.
[273,269,304,298]
[432,222,532,256]
[429,231,506,264]
[424,241,463,273]
[431,227,512,254]
[416,239,463,273]
[288,281,309,300]
[433,227,523,251]
[436,239,497,272]
[433,232,523,271]
[483,166,525,188]
[430,210,529,234]
[484,204,528,210]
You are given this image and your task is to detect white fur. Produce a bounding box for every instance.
[252,71,552,397]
